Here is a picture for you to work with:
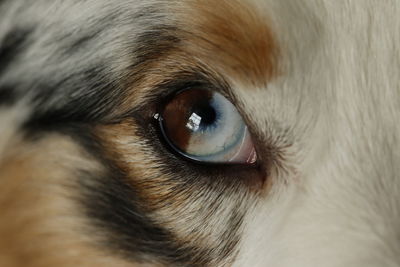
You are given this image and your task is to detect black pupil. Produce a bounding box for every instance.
[190,100,216,129]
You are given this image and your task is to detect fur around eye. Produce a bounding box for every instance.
[157,88,257,165]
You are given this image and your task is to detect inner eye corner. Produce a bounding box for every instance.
[154,87,258,166]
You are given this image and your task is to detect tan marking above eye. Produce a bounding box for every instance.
[177,0,280,87]
[115,0,280,117]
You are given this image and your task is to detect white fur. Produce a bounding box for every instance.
[1,1,399,266]
[234,1,400,266]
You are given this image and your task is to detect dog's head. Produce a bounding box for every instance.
[0,1,399,266]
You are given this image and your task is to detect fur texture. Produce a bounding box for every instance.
[0,1,399,266]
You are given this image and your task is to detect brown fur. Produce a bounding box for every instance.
[0,1,280,265]
[178,0,279,87]
[116,0,279,116]
[0,134,141,267]
[96,121,256,266]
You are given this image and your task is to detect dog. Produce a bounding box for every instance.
[0,0,399,266]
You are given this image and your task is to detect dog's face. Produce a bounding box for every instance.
[1,1,400,266]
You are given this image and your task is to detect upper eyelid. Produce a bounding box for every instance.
[123,69,236,120]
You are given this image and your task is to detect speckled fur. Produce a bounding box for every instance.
[0,1,399,267]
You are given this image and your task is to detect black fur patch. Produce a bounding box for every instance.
[28,25,181,127]
[0,29,31,106]
[79,168,199,266]
[26,64,123,128]
[0,28,31,75]
[20,21,215,265]
[0,85,16,106]
[18,7,242,266]
[56,126,210,266]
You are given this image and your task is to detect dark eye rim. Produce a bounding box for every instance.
[156,112,232,166]
[156,113,209,164]
[153,87,259,167]
[126,82,267,189]
[111,70,267,190]
[126,110,265,191]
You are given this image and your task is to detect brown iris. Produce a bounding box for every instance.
[161,89,214,152]
[158,88,257,165]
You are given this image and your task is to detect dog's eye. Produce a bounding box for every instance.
[158,89,257,164]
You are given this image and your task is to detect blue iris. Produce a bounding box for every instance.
[160,89,254,164]
[183,92,246,160]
